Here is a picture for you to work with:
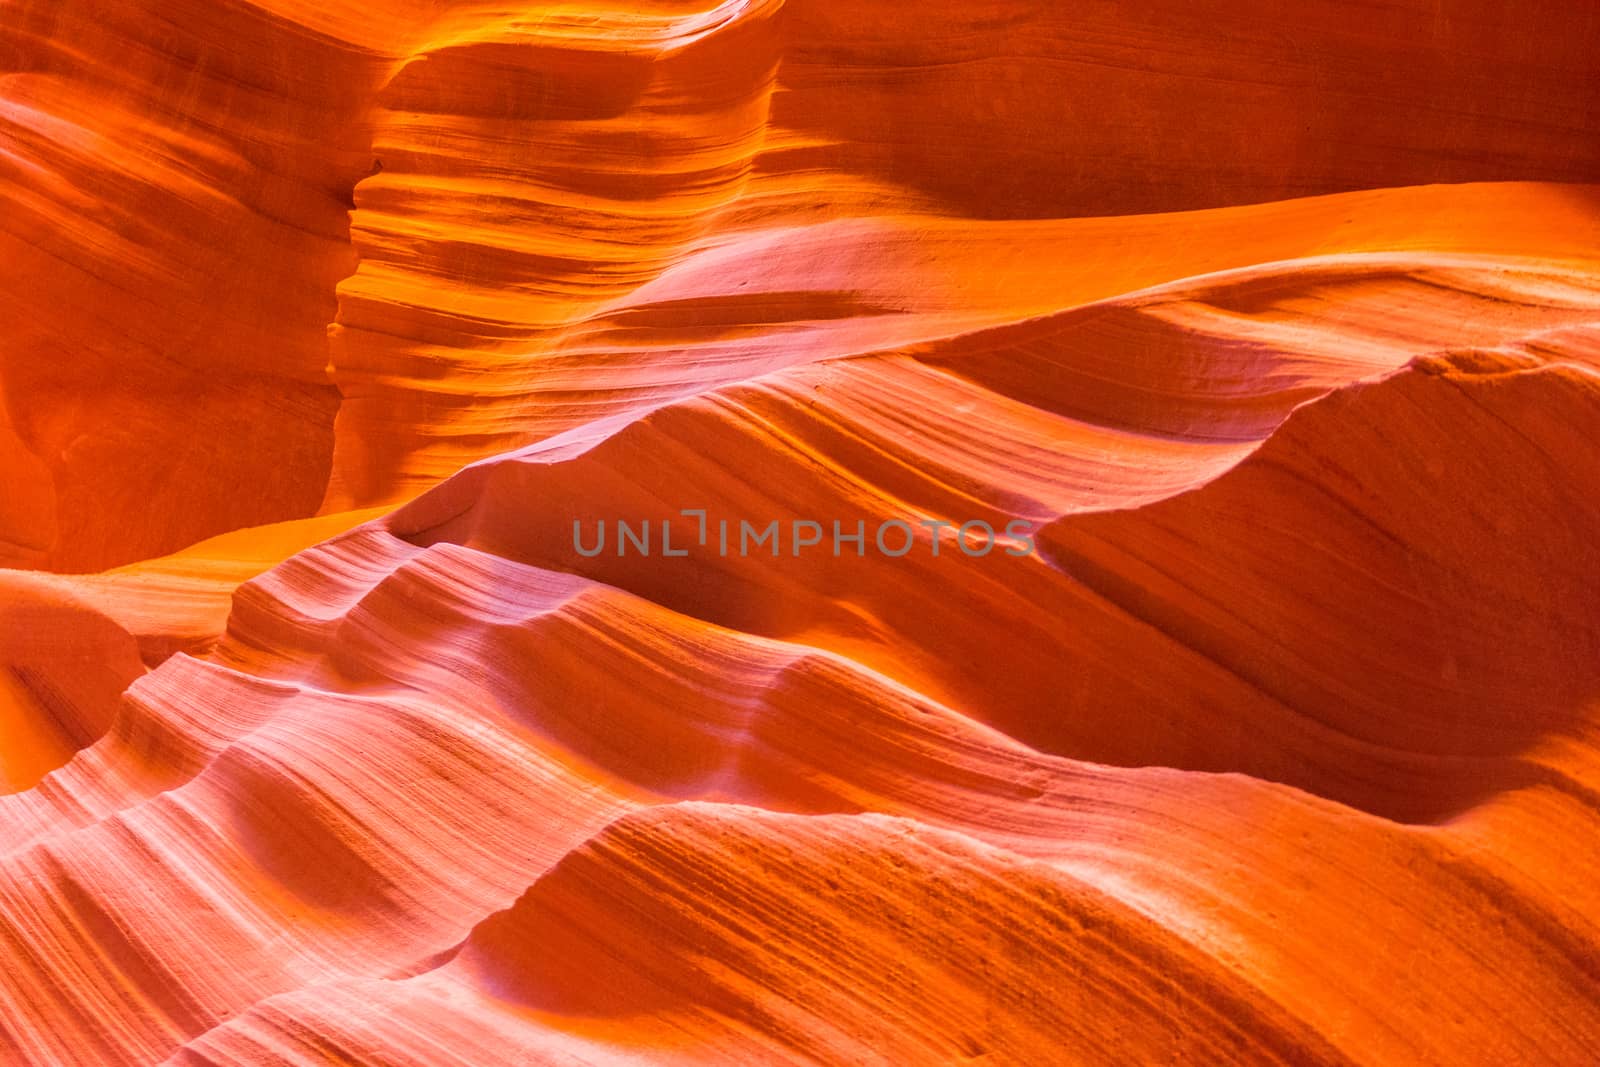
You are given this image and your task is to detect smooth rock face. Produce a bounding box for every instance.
[1,1,1598,1063]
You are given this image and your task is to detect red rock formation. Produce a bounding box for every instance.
[2,0,1599,1064]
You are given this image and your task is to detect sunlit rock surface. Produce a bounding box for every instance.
[2,0,1599,1063]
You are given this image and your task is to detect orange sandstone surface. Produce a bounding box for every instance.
[2,0,1599,1064]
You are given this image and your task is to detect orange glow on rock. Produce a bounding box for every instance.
[2,1,1599,1064]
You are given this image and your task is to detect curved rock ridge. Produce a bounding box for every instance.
[3,0,1600,1065]
[326,183,1600,507]
[3,328,1598,1063]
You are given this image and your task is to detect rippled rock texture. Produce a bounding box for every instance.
[3,1,1599,1063]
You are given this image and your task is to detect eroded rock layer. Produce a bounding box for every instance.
[2,0,1599,1064]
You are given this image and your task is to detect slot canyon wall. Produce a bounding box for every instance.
[1,1,1598,1064]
